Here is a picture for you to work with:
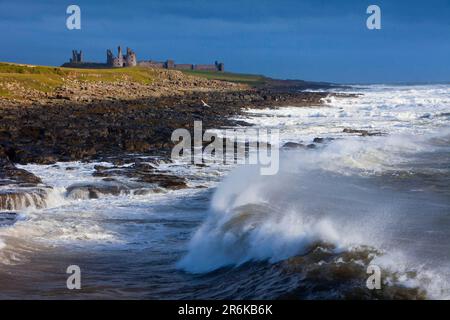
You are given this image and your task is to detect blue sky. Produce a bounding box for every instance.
[0,0,449,83]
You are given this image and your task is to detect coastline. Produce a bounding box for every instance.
[0,64,334,211]
[0,89,329,164]
[0,64,334,165]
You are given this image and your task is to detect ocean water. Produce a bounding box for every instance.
[0,84,449,299]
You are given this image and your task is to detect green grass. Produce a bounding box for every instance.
[0,63,69,76]
[0,73,65,93]
[0,87,10,97]
[0,63,157,98]
[180,69,268,86]
[69,67,155,84]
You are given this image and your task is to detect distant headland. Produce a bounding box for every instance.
[61,45,225,72]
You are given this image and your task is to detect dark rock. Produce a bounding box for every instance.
[136,173,187,190]
[89,159,188,191]
[65,182,130,199]
[282,142,306,149]
[131,162,157,171]
[343,128,383,137]
[313,137,334,144]
[0,89,331,164]
[0,212,19,227]
[94,165,110,171]
[313,137,324,143]
[0,163,42,186]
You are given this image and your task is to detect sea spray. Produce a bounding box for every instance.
[178,128,450,276]
[177,163,350,273]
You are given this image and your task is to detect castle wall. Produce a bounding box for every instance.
[111,57,123,68]
[138,61,165,68]
[174,64,194,70]
[193,64,218,71]
[165,60,175,69]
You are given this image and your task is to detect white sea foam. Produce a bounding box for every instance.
[1,158,220,259]
[237,84,450,145]
[178,85,450,298]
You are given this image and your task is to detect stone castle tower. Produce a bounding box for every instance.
[106,46,136,67]
[125,48,137,66]
[70,50,83,63]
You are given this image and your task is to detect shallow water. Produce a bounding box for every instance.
[0,84,449,299]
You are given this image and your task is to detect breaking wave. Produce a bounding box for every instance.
[0,187,65,212]
[178,128,450,298]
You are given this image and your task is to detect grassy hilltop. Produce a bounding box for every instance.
[0,63,157,98]
[0,62,333,104]
[0,62,268,100]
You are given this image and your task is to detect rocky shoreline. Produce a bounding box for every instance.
[0,89,329,165]
[0,68,334,210]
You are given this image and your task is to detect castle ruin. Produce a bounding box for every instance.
[63,45,224,72]
[70,50,83,63]
[106,46,137,67]
[138,60,224,72]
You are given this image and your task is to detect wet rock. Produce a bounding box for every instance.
[0,166,42,186]
[136,173,187,190]
[282,142,317,150]
[65,182,130,199]
[94,165,110,171]
[91,160,188,191]
[131,162,157,171]
[1,85,331,165]
[282,142,305,149]
[313,137,324,143]
[0,149,42,186]
[313,137,334,144]
[343,128,383,137]
[0,212,19,227]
